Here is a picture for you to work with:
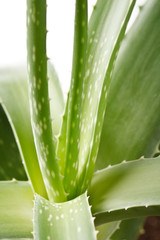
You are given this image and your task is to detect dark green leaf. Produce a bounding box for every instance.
[0,105,26,180]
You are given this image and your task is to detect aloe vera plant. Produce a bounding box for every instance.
[0,0,160,239]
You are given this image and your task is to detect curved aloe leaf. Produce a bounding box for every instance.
[0,67,47,198]
[96,0,160,169]
[96,221,120,240]
[0,105,26,180]
[0,180,33,238]
[48,62,65,138]
[97,218,144,240]
[0,63,65,197]
[89,156,160,225]
[63,0,88,200]
[34,192,97,240]
[78,0,136,193]
[27,0,66,202]
[110,218,144,240]
[56,95,69,176]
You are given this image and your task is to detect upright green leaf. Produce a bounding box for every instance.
[0,181,33,238]
[48,62,65,138]
[0,67,47,198]
[34,192,97,240]
[89,157,160,225]
[56,95,69,176]
[0,63,64,195]
[77,0,136,193]
[0,105,26,180]
[62,0,88,199]
[27,0,66,202]
[96,0,160,169]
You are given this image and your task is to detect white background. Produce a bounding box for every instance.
[0,0,146,94]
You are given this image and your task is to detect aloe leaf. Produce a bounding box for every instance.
[110,218,144,240]
[62,0,88,199]
[78,0,136,193]
[0,63,64,194]
[27,0,66,202]
[0,105,26,180]
[89,156,160,225]
[96,221,120,240]
[0,180,33,238]
[33,192,97,240]
[4,239,33,240]
[48,62,65,138]
[56,95,69,176]
[96,0,160,169]
[0,67,47,198]
[96,218,144,240]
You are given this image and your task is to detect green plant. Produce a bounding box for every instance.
[0,0,160,239]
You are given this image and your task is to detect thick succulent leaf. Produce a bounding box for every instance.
[96,0,160,169]
[34,193,97,240]
[48,62,65,138]
[0,105,26,180]
[0,63,65,197]
[0,180,33,238]
[96,221,120,240]
[110,218,144,240]
[56,95,69,176]
[89,157,160,225]
[0,67,47,198]
[27,0,66,202]
[78,0,136,193]
[96,218,144,240]
[63,0,88,200]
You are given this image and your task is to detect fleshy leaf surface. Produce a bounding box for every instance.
[0,105,26,180]
[78,0,136,193]
[27,0,66,202]
[110,218,144,240]
[63,0,88,200]
[48,62,65,138]
[0,63,65,196]
[89,157,160,225]
[0,67,47,198]
[56,95,69,176]
[34,193,97,240]
[96,221,120,240]
[96,0,160,169]
[0,180,33,238]
[96,218,144,240]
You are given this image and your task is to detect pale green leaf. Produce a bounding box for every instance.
[96,218,144,240]
[96,221,120,240]
[56,95,69,176]
[0,105,26,180]
[0,67,47,198]
[110,218,144,240]
[34,193,97,240]
[0,181,33,238]
[96,0,160,169]
[27,0,66,202]
[63,0,88,200]
[78,0,136,193]
[48,62,65,138]
[0,63,65,197]
[89,157,160,225]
